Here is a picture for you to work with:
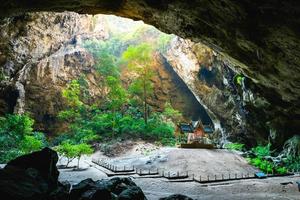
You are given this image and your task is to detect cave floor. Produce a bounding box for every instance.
[58,143,300,199]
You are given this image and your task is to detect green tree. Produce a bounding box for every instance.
[55,142,93,168]
[106,76,128,111]
[122,43,155,124]
[163,102,183,124]
[74,143,93,169]
[55,142,77,167]
[106,76,128,136]
[57,79,99,144]
[96,51,120,78]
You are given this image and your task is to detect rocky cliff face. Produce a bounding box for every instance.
[164,38,256,144]
[0,12,214,134]
[164,36,298,146]
[0,12,108,132]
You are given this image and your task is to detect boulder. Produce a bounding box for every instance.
[70,177,146,200]
[0,167,50,200]
[160,194,194,200]
[118,186,146,200]
[0,148,67,200]
[5,147,59,189]
[70,178,97,200]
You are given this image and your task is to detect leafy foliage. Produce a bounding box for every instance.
[20,134,45,154]
[55,35,179,149]
[74,143,93,168]
[62,80,83,108]
[55,142,93,168]
[122,43,155,123]
[246,142,290,174]
[224,143,245,151]
[0,114,46,163]
[248,157,287,174]
[54,142,77,167]
[162,102,183,124]
[106,76,128,111]
[252,143,271,158]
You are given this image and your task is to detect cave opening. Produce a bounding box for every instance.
[0,5,299,199]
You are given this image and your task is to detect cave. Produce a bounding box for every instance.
[0,1,300,200]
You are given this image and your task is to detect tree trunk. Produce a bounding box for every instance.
[66,158,70,167]
[112,109,115,137]
[143,79,148,124]
[77,156,80,169]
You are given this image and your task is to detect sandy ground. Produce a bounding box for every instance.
[133,176,300,200]
[93,143,257,177]
[56,143,300,199]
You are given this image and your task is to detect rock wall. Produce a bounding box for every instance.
[164,36,299,146]
[164,37,255,144]
[0,12,214,135]
[0,12,108,132]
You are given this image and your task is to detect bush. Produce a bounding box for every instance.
[249,157,273,173]
[252,143,271,158]
[276,166,288,174]
[20,134,44,154]
[248,157,289,174]
[224,143,245,151]
[247,143,290,175]
[0,114,46,163]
